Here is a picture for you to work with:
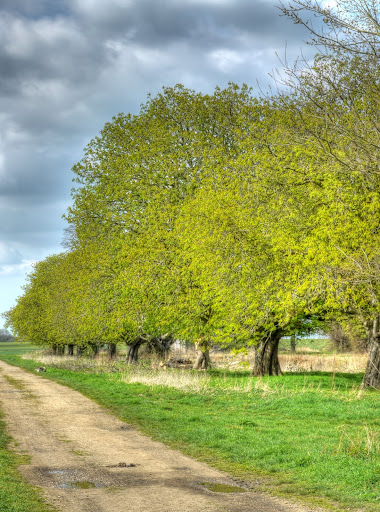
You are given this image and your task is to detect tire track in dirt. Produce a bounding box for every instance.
[0,360,324,512]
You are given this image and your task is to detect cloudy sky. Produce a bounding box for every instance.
[0,0,313,328]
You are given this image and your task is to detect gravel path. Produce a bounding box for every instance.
[0,360,323,512]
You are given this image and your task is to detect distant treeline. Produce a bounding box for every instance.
[0,329,14,342]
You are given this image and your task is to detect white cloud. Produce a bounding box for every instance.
[0,259,36,277]
[208,48,244,72]
[2,16,81,58]
[0,244,19,265]
[20,78,67,101]
[321,1,338,8]
[70,0,132,12]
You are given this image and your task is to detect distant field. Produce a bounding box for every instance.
[0,342,378,512]
[279,337,332,353]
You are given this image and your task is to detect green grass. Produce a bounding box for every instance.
[1,342,379,511]
[0,410,54,512]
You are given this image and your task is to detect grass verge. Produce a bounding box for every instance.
[0,342,379,512]
[0,408,54,512]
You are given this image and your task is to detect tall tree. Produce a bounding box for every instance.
[279,0,380,387]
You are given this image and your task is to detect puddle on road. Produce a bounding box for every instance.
[61,481,97,489]
[202,482,247,493]
[48,469,69,476]
[44,468,106,489]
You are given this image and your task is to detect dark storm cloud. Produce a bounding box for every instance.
[70,0,307,48]
[0,14,107,97]
[0,0,303,101]
[0,0,70,18]
[0,0,314,324]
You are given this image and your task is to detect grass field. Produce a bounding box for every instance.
[0,342,379,511]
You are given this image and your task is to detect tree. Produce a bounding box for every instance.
[0,329,14,342]
[3,255,68,351]
[63,84,260,368]
[167,122,328,376]
[280,0,380,56]
[278,0,380,388]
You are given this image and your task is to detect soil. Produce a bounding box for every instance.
[0,360,325,512]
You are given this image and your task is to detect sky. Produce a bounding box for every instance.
[0,0,314,329]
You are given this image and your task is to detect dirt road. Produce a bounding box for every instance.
[0,360,323,512]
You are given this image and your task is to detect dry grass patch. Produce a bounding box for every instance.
[117,368,211,393]
[279,353,367,373]
[336,424,380,458]
[21,351,127,373]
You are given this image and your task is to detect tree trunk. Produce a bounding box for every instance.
[90,343,100,357]
[67,344,74,356]
[76,346,85,357]
[149,334,175,361]
[57,345,65,356]
[359,316,380,389]
[252,329,284,377]
[193,340,211,370]
[362,334,380,389]
[125,337,145,364]
[107,343,117,359]
[51,345,58,355]
[290,334,296,354]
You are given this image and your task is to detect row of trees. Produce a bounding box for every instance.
[4,1,380,388]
